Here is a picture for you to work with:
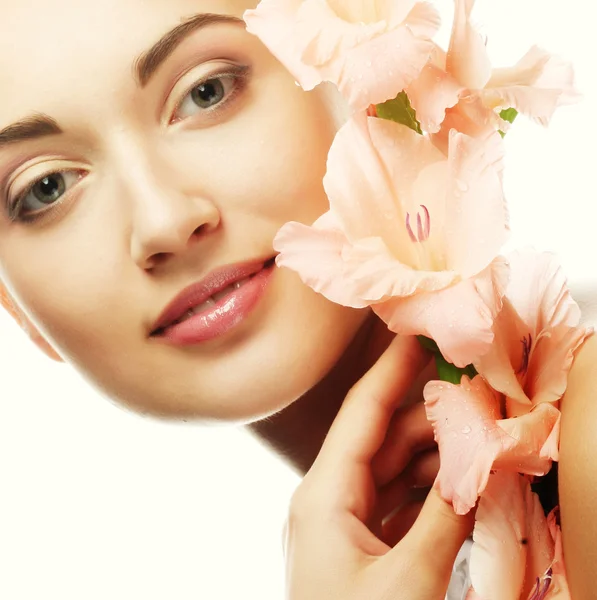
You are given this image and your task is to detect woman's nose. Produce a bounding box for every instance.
[125,168,221,271]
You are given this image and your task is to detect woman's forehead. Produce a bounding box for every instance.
[0,0,257,125]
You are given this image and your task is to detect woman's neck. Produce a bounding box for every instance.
[245,315,395,475]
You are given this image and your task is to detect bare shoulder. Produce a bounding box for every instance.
[559,333,597,597]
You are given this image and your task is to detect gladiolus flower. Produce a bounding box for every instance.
[474,250,591,416]
[425,375,560,515]
[405,0,578,145]
[466,472,570,600]
[273,115,509,367]
[244,0,441,111]
[424,250,591,513]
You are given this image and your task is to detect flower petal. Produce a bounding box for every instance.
[474,298,531,406]
[375,258,509,367]
[526,323,590,406]
[296,1,387,66]
[333,22,437,110]
[302,1,440,110]
[405,53,462,133]
[496,403,561,473]
[432,95,498,154]
[273,217,369,308]
[443,129,509,278]
[324,115,445,265]
[424,375,516,514]
[324,0,418,26]
[292,0,440,110]
[469,472,553,600]
[446,0,492,90]
[484,46,579,126]
[343,236,459,300]
[243,0,322,90]
[546,510,572,598]
[477,250,591,407]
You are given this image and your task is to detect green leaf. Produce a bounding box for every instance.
[498,107,519,137]
[434,355,478,385]
[417,335,440,354]
[376,91,423,134]
[435,355,465,385]
[500,107,519,124]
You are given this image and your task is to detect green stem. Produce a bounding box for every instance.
[418,336,477,385]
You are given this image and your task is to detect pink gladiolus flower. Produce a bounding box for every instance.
[424,250,591,514]
[474,250,592,416]
[273,115,509,367]
[467,472,570,600]
[406,0,578,143]
[425,375,560,515]
[243,0,441,111]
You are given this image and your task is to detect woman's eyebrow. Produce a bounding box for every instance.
[135,13,245,87]
[0,114,62,150]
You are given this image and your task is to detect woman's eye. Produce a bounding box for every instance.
[172,71,246,122]
[10,170,82,221]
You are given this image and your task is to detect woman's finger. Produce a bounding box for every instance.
[309,335,428,511]
[394,487,475,586]
[382,500,425,547]
[373,450,439,524]
[371,401,436,487]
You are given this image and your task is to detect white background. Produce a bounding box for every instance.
[0,1,595,598]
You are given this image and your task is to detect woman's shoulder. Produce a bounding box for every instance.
[559,329,597,595]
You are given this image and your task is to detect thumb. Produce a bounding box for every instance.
[396,487,474,583]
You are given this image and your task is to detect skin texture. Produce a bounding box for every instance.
[0,0,370,425]
[559,334,597,598]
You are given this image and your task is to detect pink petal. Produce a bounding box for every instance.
[477,250,591,407]
[425,378,560,516]
[526,323,590,406]
[546,510,572,598]
[446,0,492,90]
[403,1,442,38]
[273,218,369,308]
[243,0,322,91]
[485,46,579,126]
[503,250,581,335]
[342,236,459,300]
[324,115,446,266]
[496,403,561,473]
[333,23,437,110]
[295,1,440,110]
[424,375,516,514]
[375,258,509,368]
[443,129,509,278]
[297,0,386,65]
[469,472,553,600]
[320,0,418,25]
[405,52,462,133]
[474,299,531,406]
[432,95,498,154]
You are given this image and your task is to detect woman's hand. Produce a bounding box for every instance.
[284,335,473,600]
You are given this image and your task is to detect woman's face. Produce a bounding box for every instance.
[0,0,366,421]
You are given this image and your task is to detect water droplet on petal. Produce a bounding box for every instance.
[461,425,472,435]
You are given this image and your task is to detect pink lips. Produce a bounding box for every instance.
[151,257,275,345]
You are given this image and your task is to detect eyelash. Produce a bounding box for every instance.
[6,64,251,223]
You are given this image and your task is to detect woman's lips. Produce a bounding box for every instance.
[151,258,275,345]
